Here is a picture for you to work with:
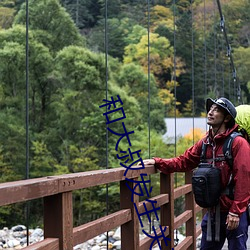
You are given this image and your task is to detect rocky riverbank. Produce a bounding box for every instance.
[0,225,190,249]
[0,225,123,249]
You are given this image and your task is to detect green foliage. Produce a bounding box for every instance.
[0,7,15,29]
[86,17,138,60]
[61,0,101,29]
[30,141,57,177]
[0,112,26,180]
[234,46,250,101]
[115,63,165,132]
[14,0,85,52]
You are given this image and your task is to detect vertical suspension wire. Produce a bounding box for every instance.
[228,64,231,100]
[191,0,195,145]
[203,0,207,98]
[104,0,109,246]
[219,35,225,96]
[25,0,30,245]
[213,0,217,95]
[172,0,179,245]
[233,70,236,103]
[216,0,242,104]
[76,0,79,27]
[173,0,177,160]
[147,0,151,168]
[147,0,152,233]
[172,0,177,202]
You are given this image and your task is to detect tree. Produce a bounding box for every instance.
[234,46,250,102]
[61,0,101,29]
[86,17,140,60]
[14,0,84,52]
[116,62,166,132]
[148,5,174,33]
[124,31,185,87]
[0,6,15,29]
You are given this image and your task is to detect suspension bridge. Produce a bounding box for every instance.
[0,0,249,249]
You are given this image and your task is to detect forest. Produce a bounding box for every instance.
[0,0,249,228]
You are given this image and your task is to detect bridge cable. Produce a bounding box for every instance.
[147,0,152,233]
[213,0,218,95]
[213,0,218,96]
[215,0,242,104]
[203,0,207,98]
[172,0,179,245]
[191,0,195,144]
[104,0,109,247]
[219,26,225,96]
[25,0,30,245]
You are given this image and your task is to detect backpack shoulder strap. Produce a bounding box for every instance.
[223,132,242,169]
[200,141,208,162]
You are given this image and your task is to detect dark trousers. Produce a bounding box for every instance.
[200,210,249,250]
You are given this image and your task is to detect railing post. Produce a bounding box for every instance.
[44,192,73,250]
[185,171,196,250]
[160,173,174,250]
[120,179,139,250]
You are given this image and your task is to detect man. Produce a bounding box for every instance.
[141,97,250,250]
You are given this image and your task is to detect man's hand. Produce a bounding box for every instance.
[137,159,155,166]
[226,213,240,230]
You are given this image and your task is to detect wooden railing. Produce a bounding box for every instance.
[0,165,203,250]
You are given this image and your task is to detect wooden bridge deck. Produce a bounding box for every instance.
[0,166,249,250]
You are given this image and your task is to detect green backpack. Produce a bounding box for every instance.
[235,105,250,142]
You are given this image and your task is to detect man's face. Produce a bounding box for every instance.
[207,104,226,127]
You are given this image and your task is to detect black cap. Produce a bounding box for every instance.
[206,97,237,119]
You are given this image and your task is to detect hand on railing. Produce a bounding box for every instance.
[137,159,155,166]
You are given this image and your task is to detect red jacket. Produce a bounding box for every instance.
[154,124,250,216]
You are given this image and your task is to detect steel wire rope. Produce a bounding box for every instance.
[204,0,207,98]
[104,0,109,247]
[215,0,242,104]
[146,0,152,234]
[191,0,195,145]
[228,64,231,100]
[172,0,179,246]
[25,0,30,245]
[218,31,225,96]
[172,0,177,185]
[202,0,210,147]
[76,0,79,27]
[213,0,218,95]
[217,14,226,97]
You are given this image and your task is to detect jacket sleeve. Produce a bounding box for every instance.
[154,140,203,174]
[229,136,250,215]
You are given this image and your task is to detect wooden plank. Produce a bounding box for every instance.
[195,204,203,213]
[174,210,192,229]
[22,238,59,250]
[174,236,193,250]
[137,194,169,212]
[174,184,192,199]
[139,226,170,250]
[196,225,202,237]
[44,192,73,250]
[120,179,139,250]
[185,172,196,250]
[0,165,156,206]
[57,165,156,192]
[160,173,174,250]
[0,177,59,206]
[73,209,131,245]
